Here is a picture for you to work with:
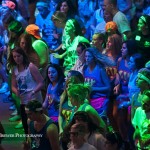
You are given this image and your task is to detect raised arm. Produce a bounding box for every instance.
[32,41,49,68]
[53,51,67,59]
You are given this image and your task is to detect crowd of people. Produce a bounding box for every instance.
[0,0,150,150]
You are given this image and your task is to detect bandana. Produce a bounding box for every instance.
[25,107,43,112]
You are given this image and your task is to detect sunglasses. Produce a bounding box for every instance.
[69,131,78,136]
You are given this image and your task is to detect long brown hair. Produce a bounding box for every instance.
[18,33,35,54]
[107,34,122,58]
[7,46,30,69]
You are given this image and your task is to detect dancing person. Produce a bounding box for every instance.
[8,47,43,135]
[43,64,65,124]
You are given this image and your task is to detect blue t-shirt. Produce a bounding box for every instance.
[46,83,64,120]
[84,64,108,98]
[118,58,130,94]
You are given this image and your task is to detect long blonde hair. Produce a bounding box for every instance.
[106,34,122,59]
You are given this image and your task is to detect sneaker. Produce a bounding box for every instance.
[9,115,21,122]
[9,104,16,110]
[8,95,13,102]
[3,91,11,103]
[15,121,23,129]
[11,109,17,116]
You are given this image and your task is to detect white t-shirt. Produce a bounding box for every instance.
[132,107,150,137]
[68,142,97,150]
[113,11,131,34]
[132,107,150,149]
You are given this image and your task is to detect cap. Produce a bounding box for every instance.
[25,24,41,39]
[8,20,23,33]
[36,2,49,8]
[105,21,118,32]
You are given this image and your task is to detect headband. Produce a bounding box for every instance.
[25,107,43,112]
[36,2,49,8]
[140,16,146,23]
[138,73,150,84]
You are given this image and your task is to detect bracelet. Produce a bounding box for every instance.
[32,90,35,95]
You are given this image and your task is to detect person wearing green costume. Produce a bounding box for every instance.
[53,19,89,75]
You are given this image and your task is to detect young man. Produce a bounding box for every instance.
[25,100,60,150]
[103,0,131,40]
[68,123,97,150]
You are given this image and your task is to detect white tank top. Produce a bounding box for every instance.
[14,64,43,104]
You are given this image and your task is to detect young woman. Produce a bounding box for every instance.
[43,64,65,124]
[51,11,67,50]
[18,33,40,68]
[104,34,122,62]
[113,41,132,142]
[59,70,85,135]
[122,53,145,117]
[8,47,44,135]
[132,90,150,149]
[104,34,122,131]
[132,65,150,117]
[67,84,106,132]
[7,20,24,125]
[56,0,84,29]
[120,53,145,149]
[59,70,85,150]
[11,33,40,128]
[131,15,150,62]
[54,19,89,75]
[83,47,111,119]
[92,33,105,53]
[113,40,145,148]
[72,44,115,75]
